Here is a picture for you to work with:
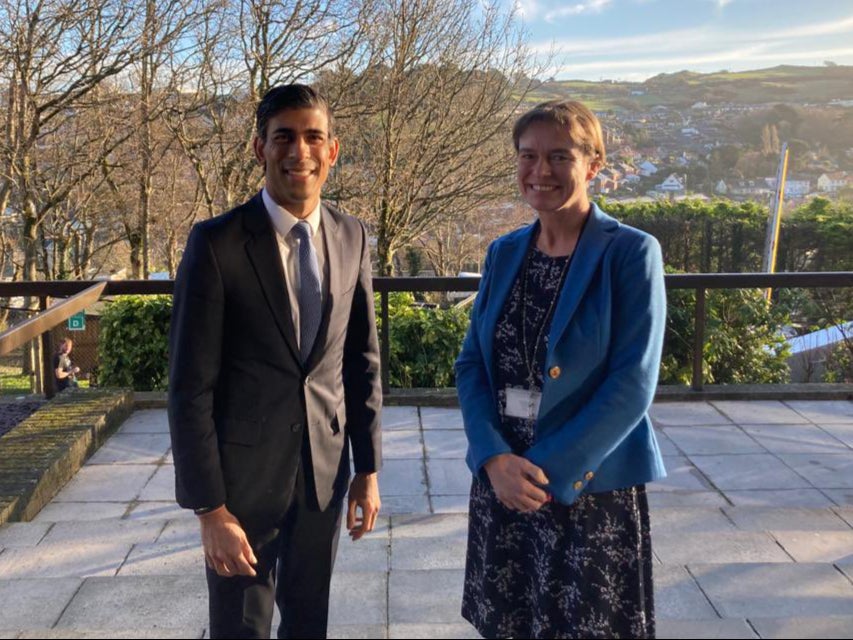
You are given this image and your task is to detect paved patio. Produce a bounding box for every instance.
[1,400,853,638]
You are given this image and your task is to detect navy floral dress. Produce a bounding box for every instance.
[462,245,655,639]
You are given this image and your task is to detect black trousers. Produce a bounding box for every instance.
[206,437,345,639]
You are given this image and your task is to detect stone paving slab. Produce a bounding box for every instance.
[32,501,129,522]
[650,403,732,426]
[656,618,758,639]
[780,454,853,489]
[769,531,853,564]
[653,565,718,620]
[0,522,50,547]
[423,430,468,459]
[690,454,811,491]
[391,514,468,539]
[379,495,430,514]
[418,408,464,430]
[391,536,467,570]
[816,424,853,449]
[742,424,850,455]
[327,572,387,625]
[156,518,201,545]
[654,531,793,564]
[663,426,765,456]
[689,563,853,618]
[0,578,82,629]
[0,542,131,578]
[328,625,387,639]
[378,459,427,497]
[127,501,194,522]
[833,507,853,528]
[388,623,480,639]
[654,429,681,456]
[750,615,853,639]
[334,538,389,572]
[723,507,851,532]
[785,401,853,424]
[18,630,203,638]
[115,410,170,434]
[426,459,472,495]
[713,401,810,424]
[52,465,157,503]
[388,569,466,624]
[650,507,735,534]
[118,541,205,576]
[431,495,470,513]
[381,431,423,459]
[138,465,176,502]
[55,576,208,631]
[647,490,729,508]
[380,406,420,431]
[86,433,172,465]
[40,519,164,546]
[823,489,853,507]
[725,489,836,508]
[650,456,714,492]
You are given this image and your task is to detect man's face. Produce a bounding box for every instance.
[253,107,339,218]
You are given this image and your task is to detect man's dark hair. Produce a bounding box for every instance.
[256,84,335,141]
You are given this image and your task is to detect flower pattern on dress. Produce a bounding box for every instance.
[462,245,655,639]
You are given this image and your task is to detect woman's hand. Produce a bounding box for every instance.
[483,453,551,512]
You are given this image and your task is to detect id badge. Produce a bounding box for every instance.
[505,386,541,420]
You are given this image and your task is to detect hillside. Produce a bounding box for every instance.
[527,65,853,111]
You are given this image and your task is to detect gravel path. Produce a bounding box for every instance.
[0,399,45,437]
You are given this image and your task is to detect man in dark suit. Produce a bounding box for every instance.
[168,84,382,639]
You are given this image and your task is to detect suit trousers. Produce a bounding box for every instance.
[206,432,345,639]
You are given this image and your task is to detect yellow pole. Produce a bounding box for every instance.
[765,144,790,302]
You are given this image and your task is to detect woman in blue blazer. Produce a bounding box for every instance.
[456,100,667,639]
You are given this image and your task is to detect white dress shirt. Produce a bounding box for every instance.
[262,188,327,350]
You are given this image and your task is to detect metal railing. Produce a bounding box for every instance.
[1,272,851,396]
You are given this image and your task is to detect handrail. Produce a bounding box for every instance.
[0,273,851,394]
[0,282,107,356]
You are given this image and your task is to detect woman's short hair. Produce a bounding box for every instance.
[512,100,606,166]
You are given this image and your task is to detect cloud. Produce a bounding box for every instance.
[544,0,612,22]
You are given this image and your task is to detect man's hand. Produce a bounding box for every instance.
[347,472,380,541]
[484,453,550,513]
[198,506,258,577]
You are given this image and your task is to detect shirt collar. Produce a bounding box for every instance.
[262,188,322,241]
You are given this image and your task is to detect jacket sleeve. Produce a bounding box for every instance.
[524,234,666,505]
[343,220,383,474]
[167,224,227,510]
[455,242,513,476]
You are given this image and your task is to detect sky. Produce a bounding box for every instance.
[508,0,853,81]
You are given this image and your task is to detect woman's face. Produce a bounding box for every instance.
[516,121,599,216]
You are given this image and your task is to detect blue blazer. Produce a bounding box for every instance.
[455,203,667,505]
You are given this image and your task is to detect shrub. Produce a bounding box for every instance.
[375,293,469,388]
[98,295,172,391]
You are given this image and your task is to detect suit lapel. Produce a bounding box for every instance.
[547,203,618,350]
[243,193,301,363]
[480,224,536,385]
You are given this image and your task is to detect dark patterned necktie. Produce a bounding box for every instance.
[292,221,321,363]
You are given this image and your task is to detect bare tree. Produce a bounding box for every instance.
[323,0,539,275]
[165,0,374,221]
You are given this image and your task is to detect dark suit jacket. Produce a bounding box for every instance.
[168,193,382,534]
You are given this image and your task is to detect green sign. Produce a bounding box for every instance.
[67,312,86,331]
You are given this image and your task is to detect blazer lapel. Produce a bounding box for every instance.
[243,193,301,363]
[480,224,536,386]
[547,203,618,350]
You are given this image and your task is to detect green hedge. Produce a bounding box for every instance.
[98,295,172,391]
